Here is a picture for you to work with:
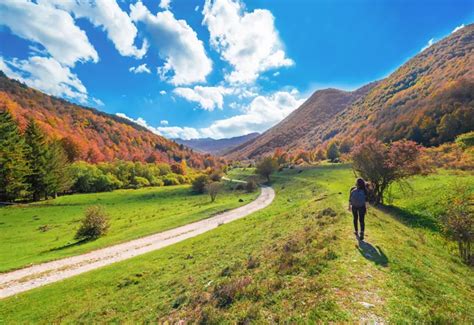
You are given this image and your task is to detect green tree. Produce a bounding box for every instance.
[0,110,30,201]
[45,141,73,198]
[25,119,49,201]
[326,141,340,162]
[256,156,278,182]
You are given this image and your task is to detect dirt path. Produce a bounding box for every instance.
[0,186,275,299]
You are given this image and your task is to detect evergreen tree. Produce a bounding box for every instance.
[25,119,49,201]
[0,110,30,201]
[45,141,73,198]
[326,141,340,162]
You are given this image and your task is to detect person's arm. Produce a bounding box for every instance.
[348,187,354,211]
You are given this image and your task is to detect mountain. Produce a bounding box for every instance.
[0,72,211,168]
[175,132,260,155]
[226,24,474,160]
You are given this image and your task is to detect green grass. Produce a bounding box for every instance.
[0,165,472,323]
[0,184,259,272]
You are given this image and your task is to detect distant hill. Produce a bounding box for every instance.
[226,23,474,160]
[0,72,211,167]
[175,133,259,155]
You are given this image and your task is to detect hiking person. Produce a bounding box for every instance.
[348,178,368,240]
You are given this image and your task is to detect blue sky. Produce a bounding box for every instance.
[0,0,472,139]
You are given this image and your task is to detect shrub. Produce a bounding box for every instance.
[326,141,340,162]
[162,174,180,186]
[440,184,473,265]
[75,206,110,240]
[256,157,278,182]
[176,174,187,184]
[149,176,164,187]
[245,178,258,193]
[210,170,223,182]
[132,176,150,188]
[207,182,222,202]
[455,131,474,149]
[192,174,209,193]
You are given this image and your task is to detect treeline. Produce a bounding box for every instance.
[0,110,194,202]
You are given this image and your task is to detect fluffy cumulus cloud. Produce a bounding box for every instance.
[0,56,89,103]
[130,1,212,85]
[129,63,151,74]
[173,86,235,111]
[116,89,304,139]
[0,0,98,67]
[40,0,148,59]
[159,0,172,10]
[203,0,293,84]
[200,90,305,138]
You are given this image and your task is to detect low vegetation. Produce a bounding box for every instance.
[0,184,259,272]
[1,165,472,323]
[75,206,110,240]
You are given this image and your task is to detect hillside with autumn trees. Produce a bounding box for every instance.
[226,23,474,160]
[0,72,216,168]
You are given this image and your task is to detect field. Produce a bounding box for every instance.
[0,183,259,272]
[0,165,473,323]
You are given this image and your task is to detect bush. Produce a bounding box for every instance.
[162,174,180,186]
[149,176,164,187]
[192,174,209,193]
[75,206,110,240]
[132,176,150,188]
[210,170,223,182]
[440,184,473,265]
[207,182,222,202]
[245,178,258,193]
[176,174,187,184]
[326,141,340,162]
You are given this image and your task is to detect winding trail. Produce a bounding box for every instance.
[0,186,275,299]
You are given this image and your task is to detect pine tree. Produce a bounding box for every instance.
[45,141,73,198]
[25,119,49,201]
[0,110,30,201]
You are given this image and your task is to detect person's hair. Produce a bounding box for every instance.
[356,178,367,192]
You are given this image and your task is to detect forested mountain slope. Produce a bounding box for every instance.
[0,73,210,167]
[175,133,259,155]
[227,24,474,159]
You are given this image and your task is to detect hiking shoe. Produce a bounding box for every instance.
[354,231,358,237]
[360,232,364,240]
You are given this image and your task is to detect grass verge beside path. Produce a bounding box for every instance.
[0,165,472,323]
[0,185,259,272]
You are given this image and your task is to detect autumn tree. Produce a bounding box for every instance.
[352,138,424,204]
[0,110,30,201]
[256,156,278,182]
[326,141,340,162]
[60,136,82,162]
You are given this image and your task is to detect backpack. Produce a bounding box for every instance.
[350,188,366,208]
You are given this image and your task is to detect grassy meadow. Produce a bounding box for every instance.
[0,165,473,323]
[0,183,259,272]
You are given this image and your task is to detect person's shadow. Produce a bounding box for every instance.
[357,238,388,267]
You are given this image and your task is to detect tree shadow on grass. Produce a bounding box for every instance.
[46,238,93,252]
[377,205,440,232]
[357,239,389,267]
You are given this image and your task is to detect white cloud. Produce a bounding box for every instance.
[116,89,304,140]
[159,0,172,10]
[41,0,148,59]
[195,5,200,11]
[130,1,212,85]
[116,113,200,140]
[0,56,89,103]
[173,86,235,111]
[421,38,435,52]
[273,71,280,77]
[200,90,305,138]
[160,120,169,125]
[203,0,293,84]
[452,24,465,33]
[0,0,98,66]
[160,90,167,95]
[129,63,151,74]
[92,98,105,106]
